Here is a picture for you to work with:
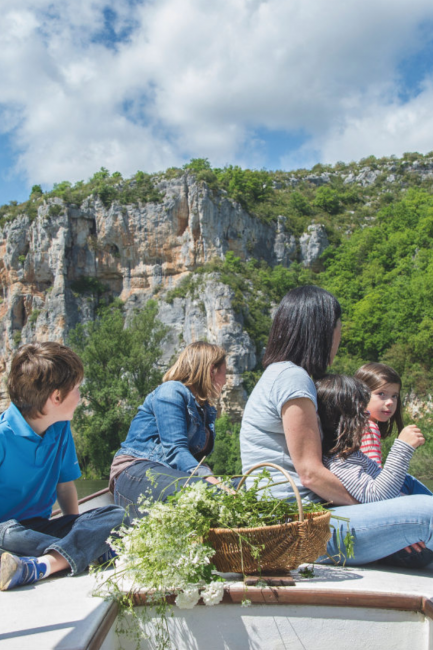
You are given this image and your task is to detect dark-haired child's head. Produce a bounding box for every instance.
[354,362,404,438]
[7,342,84,419]
[316,374,370,458]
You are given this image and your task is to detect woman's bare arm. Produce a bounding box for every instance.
[282,398,358,506]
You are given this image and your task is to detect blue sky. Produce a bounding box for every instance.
[1,0,433,207]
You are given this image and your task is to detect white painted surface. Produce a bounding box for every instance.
[2,490,433,650]
[101,563,433,650]
[105,605,431,650]
[1,563,433,650]
[78,491,114,513]
[0,572,111,650]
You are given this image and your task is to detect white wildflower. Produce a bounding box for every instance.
[175,586,200,609]
[201,581,224,607]
[241,599,252,608]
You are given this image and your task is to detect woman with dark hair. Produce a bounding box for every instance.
[241,285,433,568]
[241,285,350,504]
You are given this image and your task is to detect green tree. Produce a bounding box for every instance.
[289,191,312,216]
[207,414,242,476]
[31,184,43,196]
[216,166,272,209]
[183,158,212,173]
[313,186,342,214]
[69,300,168,477]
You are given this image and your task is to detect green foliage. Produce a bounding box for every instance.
[18,255,26,264]
[98,184,118,208]
[289,191,312,216]
[102,473,329,648]
[31,185,43,196]
[207,415,242,475]
[218,252,314,354]
[28,309,40,325]
[69,300,168,477]
[183,158,212,173]
[70,276,108,295]
[215,166,273,211]
[91,167,110,182]
[117,171,164,206]
[164,167,183,179]
[13,331,22,347]
[313,186,342,215]
[48,204,63,217]
[321,188,433,394]
[41,168,163,210]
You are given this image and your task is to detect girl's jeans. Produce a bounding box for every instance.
[0,505,125,575]
[401,474,432,496]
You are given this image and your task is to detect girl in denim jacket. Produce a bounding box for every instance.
[110,342,227,521]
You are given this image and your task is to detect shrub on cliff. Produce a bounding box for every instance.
[69,299,168,477]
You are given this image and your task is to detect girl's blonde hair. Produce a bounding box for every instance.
[354,362,404,438]
[163,342,226,405]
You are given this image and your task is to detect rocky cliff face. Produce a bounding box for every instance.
[0,172,326,414]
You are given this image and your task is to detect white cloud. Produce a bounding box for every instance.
[319,80,433,162]
[1,0,433,188]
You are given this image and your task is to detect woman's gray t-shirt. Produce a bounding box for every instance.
[240,361,321,502]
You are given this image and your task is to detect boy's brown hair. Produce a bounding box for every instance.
[7,342,84,419]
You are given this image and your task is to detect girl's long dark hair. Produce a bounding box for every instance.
[316,374,371,458]
[354,362,404,438]
[263,285,341,379]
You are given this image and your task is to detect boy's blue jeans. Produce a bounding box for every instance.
[0,505,125,575]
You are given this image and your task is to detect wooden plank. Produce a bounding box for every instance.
[222,587,425,612]
[86,601,119,650]
[244,574,296,587]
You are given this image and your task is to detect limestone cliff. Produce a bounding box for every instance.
[0,172,325,414]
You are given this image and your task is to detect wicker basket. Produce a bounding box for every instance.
[208,462,331,574]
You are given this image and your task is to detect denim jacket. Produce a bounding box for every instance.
[116,381,217,476]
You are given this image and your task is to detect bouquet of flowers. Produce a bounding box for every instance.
[96,469,352,650]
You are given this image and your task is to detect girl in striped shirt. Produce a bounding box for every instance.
[316,374,428,503]
[354,362,404,468]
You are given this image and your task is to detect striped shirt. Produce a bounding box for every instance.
[323,439,414,503]
[360,420,382,467]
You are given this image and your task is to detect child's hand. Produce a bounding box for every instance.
[398,425,425,449]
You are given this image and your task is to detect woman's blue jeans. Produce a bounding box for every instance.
[114,460,205,524]
[321,492,433,568]
[0,505,125,575]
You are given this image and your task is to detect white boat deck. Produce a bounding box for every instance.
[1,562,433,650]
[2,490,433,649]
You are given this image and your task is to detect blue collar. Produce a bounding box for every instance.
[4,403,47,440]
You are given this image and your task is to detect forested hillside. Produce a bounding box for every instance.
[2,152,433,478]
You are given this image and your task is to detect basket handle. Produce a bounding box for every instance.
[236,462,304,523]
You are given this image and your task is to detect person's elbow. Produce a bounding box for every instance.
[297,466,322,491]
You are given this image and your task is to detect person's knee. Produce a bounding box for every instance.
[0,520,22,546]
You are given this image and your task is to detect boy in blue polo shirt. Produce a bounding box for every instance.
[0,342,125,591]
